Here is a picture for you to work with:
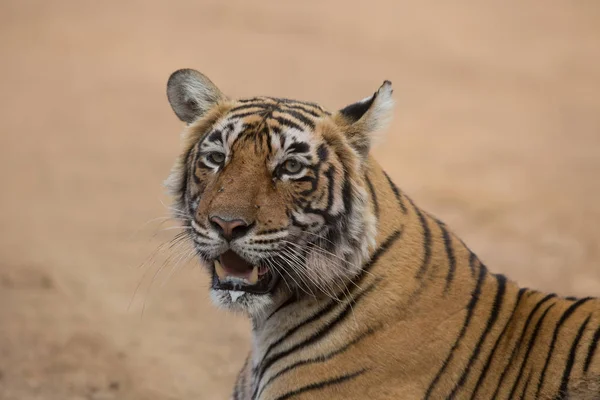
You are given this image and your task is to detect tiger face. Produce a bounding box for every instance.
[166,69,393,316]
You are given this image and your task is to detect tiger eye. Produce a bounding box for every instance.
[207,152,225,165]
[283,159,303,174]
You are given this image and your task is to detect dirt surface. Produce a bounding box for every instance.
[1,1,599,399]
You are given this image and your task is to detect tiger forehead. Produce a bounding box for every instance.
[199,97,331,154]
[234,96,330,116]
[228,96,331,130]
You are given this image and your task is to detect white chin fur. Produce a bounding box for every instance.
[229,290,245,302]
[209,289,275,316]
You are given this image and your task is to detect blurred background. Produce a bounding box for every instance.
[1,1,599,399]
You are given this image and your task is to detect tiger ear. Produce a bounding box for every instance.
[334,81,394,158]
[167,69,227,124]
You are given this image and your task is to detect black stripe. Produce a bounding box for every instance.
[272,369,367,400]
[273,97,324,109]
[413,202,432,279]
[507,302,557,398]
[424,264,486,400]
[470,287,527,399]
[230,103,272,113]
[491,293,557,398]
[535,297,593,397]
[206,129,223,143]
[298,179,318,196]
[558,314,592,397]
[233,356,249,400]
[228,110,269,120]
[265,295,298,322]
[297,162,321,197]
[437,220,456,293]
[584,323,600,373]
[257,228,287,236]
[265,128,273,155]
[191,227,211,239]
[341,169,354,217]
[256,326,378,398]
[364,174,379,220]
[324,166,335,215]
[448,274,507,399]
[238,97,268,103]
[383,171,407,214]
[254,281,379,397]
[520,369,532,400]
[258,294,340,368]
[281,103,322,117]
[287,141,310,154]
[352,229,403,286]
[317,144,329,161]
[271,116,304,132]
[181,145,199,216]
[468,251,477,277]
[180,145,195,197]
[276,109,316,130]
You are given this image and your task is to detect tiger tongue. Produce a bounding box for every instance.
[219,250,253,278]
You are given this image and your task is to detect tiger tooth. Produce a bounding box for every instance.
[248,266,259,285]
[214,260,227,280]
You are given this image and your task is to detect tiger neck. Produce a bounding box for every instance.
[243,158,524,400]
[357,157,498,318]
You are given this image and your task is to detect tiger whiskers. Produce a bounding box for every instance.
[160,198,188,218]
[302,241,375,294]
[279,241,355,306]
[298,230,378,281]
[140,237,193,317]
[282,239,363,293]
[160,244,197,288]
[279,246,337,299]
[128,213,188,243]
[297,229,338,247]
[280,243,347,303]
[263,257,293,295]
[274,250,320,300]
[129,229,194,316]
[243,249,315,300]
[280,239,368,328]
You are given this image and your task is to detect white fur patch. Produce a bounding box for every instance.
[268,127,317,176]
[368,81,395,146]
[229,290,245,302]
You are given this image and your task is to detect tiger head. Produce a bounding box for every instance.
[165,69,394,316]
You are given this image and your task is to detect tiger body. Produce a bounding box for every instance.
[165,69,600,399]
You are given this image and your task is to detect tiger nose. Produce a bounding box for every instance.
[209,216,252,241]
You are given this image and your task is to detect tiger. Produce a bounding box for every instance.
[164,68,600,400]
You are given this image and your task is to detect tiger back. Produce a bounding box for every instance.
[165,69,600,399]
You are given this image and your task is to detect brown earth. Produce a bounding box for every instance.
[1,1,599,399]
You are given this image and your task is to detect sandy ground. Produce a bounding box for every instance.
[1,1,599,399]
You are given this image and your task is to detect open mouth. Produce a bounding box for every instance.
[211,250,278,294]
